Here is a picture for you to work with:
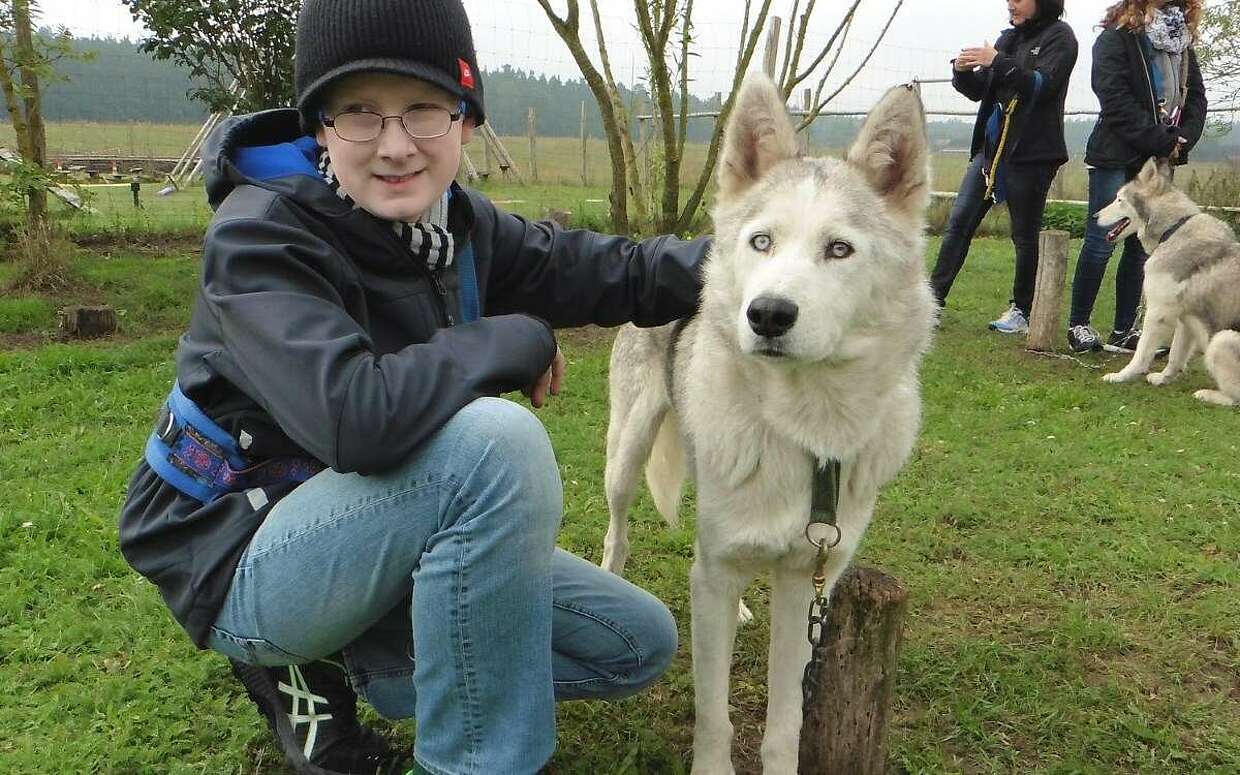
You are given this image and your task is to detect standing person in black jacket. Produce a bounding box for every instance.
[1066,0,1207,353]
[930,0,1077,334]
[117,1,710,774]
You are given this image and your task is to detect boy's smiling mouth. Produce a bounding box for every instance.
[375,172,422,185]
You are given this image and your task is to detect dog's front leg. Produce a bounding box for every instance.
[759,563,815,775]
[1148,321,1196,385]
[690,554,749,775]
[1104,312,1175,383]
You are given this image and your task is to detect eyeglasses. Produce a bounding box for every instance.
[321,103,463,142]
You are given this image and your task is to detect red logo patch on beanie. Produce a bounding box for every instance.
[458,58,475,90]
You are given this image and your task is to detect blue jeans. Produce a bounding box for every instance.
[1069,166,1146,332]
[204,397,677,775]
[930,153,1059,316]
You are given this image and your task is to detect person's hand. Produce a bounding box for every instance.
[525,346,565,408]
[1170,136,1187,161]
[952,56,971,73]
[957,41,998,69]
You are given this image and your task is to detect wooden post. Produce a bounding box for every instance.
[580,100,588,187]
[799,566,907,775]
[1026,229,1070,352]
[528,107,538,183]
[799,88,813,155]
[763,17,783,78]
[482,130,492,178]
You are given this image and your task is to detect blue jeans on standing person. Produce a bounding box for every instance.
[930,153,1060,317]
[1069,166,1146,333]
[204,397,678,775]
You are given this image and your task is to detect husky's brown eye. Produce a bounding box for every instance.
[827,240,853,258]
[750,233,773,252]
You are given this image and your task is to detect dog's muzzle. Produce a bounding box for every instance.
[747,295,799,339]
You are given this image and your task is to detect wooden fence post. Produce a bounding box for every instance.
[580,100,588,187]
[800,88,813,155]
[763,16,782,78]
[1026,229,1070,352]
[799,566,907,775]
[528,107,539,183]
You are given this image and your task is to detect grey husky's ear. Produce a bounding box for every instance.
[718,74,798,197]
[1137,156,1171,192]
[846,83,931,219]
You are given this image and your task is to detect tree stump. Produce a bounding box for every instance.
[60,305,117,339]
[1026,229,1070,353]
[799,566,908,775]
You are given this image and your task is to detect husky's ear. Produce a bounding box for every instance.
[1137,156,1171,192]
[718,74,798,198]
[846,83,931,219]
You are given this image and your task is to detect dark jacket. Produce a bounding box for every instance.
[119,109,710,646]
[1085,26,1207,168]
[953,18,1078,165]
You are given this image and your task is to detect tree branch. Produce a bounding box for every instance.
[801,0,903,130]
[787,0,861,94]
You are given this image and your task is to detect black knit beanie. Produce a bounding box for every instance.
[295,0,486,130]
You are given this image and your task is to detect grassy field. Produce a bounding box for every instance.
[0,234,1236,773]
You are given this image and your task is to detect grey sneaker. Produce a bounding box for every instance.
[1067,324,1102,353]
[988,304,1029,334]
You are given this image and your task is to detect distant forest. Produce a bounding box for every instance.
[7,35,1240,160]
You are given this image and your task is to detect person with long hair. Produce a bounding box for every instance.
[930,0,1077,335]
[1067,0,1207,352]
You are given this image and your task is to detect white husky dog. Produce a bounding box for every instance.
[1096,157,1240,406]
[600,74,935,774]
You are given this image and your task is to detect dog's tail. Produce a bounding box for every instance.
[644,413,685,526]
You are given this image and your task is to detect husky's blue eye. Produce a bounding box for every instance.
[827,240,854,258]
[750,233,772,252]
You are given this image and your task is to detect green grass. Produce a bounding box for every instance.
[0,237,1237,773]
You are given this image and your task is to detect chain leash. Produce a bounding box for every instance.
[802,458,842,711]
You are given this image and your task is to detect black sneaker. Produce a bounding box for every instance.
[1067,324,1103,353]
[229,658,407,775]
[1105,329,1141,353]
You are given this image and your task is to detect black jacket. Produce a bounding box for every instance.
[119,109,710,645]
[953,19,1078,165]
[1084,27,1207,168]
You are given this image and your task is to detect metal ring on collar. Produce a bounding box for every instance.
[805,522,842,550]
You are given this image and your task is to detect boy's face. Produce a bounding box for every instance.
[315,72,474,221]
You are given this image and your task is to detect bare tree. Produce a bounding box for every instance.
[536,0,905,234]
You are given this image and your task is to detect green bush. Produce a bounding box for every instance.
[1041,201,1088,238]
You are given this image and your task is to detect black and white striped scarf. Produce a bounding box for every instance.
[318,149,455,271]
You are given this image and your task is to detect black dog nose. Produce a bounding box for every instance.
[747,296,799,338]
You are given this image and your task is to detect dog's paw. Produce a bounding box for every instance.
[736,600,754,626]
[1103,371,1138,383]
[1146,372,1174,386]
[1194,389,1237,407]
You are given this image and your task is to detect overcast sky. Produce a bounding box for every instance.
[35,1,1231,116]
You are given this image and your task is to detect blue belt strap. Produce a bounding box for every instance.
[456,243,480,323]
[145,382,322,503]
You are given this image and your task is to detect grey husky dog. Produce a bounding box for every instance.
[599,74,935,774]
[1097,157,1240,406]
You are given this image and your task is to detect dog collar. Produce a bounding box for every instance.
[810,459,842,527]
[1158,214,1195,246]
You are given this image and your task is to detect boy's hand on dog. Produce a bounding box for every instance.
[526,347,565,408]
